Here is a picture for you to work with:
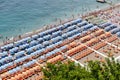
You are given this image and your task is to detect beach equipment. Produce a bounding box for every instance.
[67,25,76,32]
[70,19,82,25]
[89,26,98,31]
[9,47,19,55]
[52,30,62,38]
[32,35,39,40]
[23,60,36,69]
[104,24,117,32]
[63,22,71,28]
[14,37,31,46]
[14,51,25,59]
[35,44,43,50]
[29,40,38,47]
[51,36,63,44]
[26,46,37,54]
[19,43,29,50]
[57,25,65,30]
[0,56,13,66]
[110,28,120,34]
[99,22,112,28]
[14,55,31,64]
[77,21,88,27]
[43,35,51,41]
[37,38,43,43]
[116,32,120,37]
[0,52,8,59]
[8,67,21,75]
[83,24,94,30]
[43,41,50,47]
[1,43,14,51]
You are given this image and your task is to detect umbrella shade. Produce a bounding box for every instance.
[9,47,19,55]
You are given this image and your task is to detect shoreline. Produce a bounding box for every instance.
[0,3,120,47]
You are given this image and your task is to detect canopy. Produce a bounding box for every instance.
[51,36,63,44]
[70,18,82,25]
[77,21,87,27]
[43,35,51,41]
[29,40,38,47]
[9,47,19,55]
[67,25,76,32]
[105,24,117,32]
[110,28,120,34]
[43,41,50,47]
[116,32,120,37]
[14,51,25,59]
[23,60,36,68]
[32,34,39,40]
[19,44,29,50]
[84,24,93,30]
[89,26,98,31]
[99,22,111,28]
[1,43,13,50]
[0,51,8,58]
[52,31,62,38]
[37,38,43,43]
[8,67,21,74]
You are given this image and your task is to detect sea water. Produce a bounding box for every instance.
[0,0,120,41]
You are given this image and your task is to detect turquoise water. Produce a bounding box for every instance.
[0,0,120,41]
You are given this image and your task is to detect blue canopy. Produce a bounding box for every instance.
[0,62,14,71]
[43,41,50,47]
[23,60,36,68]
[116,32,120,37]
[54,41,63,47]
[0,56,13,65]
[51,36,63,44]
[37,38,44,43]
[43,35,51,41]
[8,67,21,74]
[9,47,19,55]
[66,31,74,37]
[53,48,60,53]
[77,21,88,27]
[0,62,13,70]
[40,55,46,60]
[0,51,8,59]
[70,18,82,25]
[26,45,39,54]
[110,28,120,34]
[46,51,55,57]
[89,26,98,31]
[67,25,76,32]
[14,55,31,64]
[35,44,43,50]
[48,27,58,33]
[99,22,112,28]
[105,24,117,32]
[62,33,68,39]
[63,22,71,28]
[52,31,62,38]
[46,44,56,49]
[14,37,31,46]
[1,43,13,50]
[30,48,45,58]
[83,24,93,30]
[14,51,25,59]
[32,34,39,40]
[19,43,29,50]
[59,46,67,52]
[29,40,38,47]
[70,28,80,35]
[56,25,65,30]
